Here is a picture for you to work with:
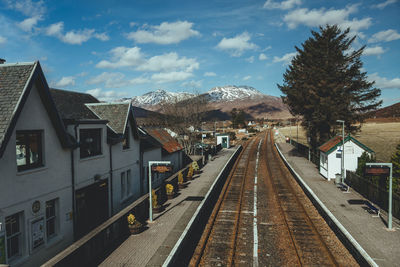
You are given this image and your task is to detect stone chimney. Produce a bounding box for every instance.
[0,58,5,64]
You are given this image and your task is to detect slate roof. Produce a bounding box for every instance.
[318,135,374,155]
[145,128,183,153]
[49,88,100,121]
[0,62,73,157]
[86,103,130,134]
[0,62,35,149]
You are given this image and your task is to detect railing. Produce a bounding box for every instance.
[290,140,320,166]
[346,171,400,219]
[42,157,204,267]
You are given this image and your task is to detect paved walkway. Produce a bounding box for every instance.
[99,147,236,267]
[277,141,400,267]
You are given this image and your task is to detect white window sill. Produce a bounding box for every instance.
[16,166,48,176]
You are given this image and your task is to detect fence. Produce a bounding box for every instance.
[346,171,400,219]
[290,140,320,166]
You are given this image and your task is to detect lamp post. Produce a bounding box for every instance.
[366,163,393,230]
[148,161,171,222]
[336,120,345,184]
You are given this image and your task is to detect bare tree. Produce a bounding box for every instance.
[160,92,209,155]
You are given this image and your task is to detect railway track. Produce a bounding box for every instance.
[263,130,339,266]
[189,130,358,266]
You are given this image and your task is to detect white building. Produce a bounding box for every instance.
[319,135,374,181]
[0,62,74,266]
[216,134,230,148]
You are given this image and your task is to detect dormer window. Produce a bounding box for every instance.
[123,127,130,150]
[80,129,102,158]
[16,130,43,171]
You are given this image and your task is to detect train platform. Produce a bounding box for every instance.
[276,141,400,267]
[99,147,237,267]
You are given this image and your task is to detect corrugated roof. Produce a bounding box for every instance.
[0,62,35,148]
[318,135,374,154]
[145,128,183,153]
[86,103,129,134]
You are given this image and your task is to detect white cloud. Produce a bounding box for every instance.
[273,52,297,64]
[216,32,258,57]
[369,29,400,43]
[259,53,268,60]
[372,0,397,9]
[368,73,400,89]
[45,21,109,45]
[55,76,75,87]
[151,71,193,84]
[0,36,6,44]
[363,46,385,56]
[87,72,126,88]
[283,5,371,35]
[17,15,42,32]
[5,0,46,17]
[263,0,301,10]
[204,72,216,77]
[127,21,200,44]
[246,56,255,63]
[243,75,252,81]
[182,80,202,89]
[129,22,136,27]
[136,52,199,72]
[96,46,144,68]
[86,88,128,102]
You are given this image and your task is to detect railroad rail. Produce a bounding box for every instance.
[190,137,260,266]
[189,130,357,266]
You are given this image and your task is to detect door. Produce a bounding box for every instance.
[75,179,109,239]
[222,137,227,148]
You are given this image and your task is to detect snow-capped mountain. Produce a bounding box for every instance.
[131,89,194,106]
[206,85,265,102]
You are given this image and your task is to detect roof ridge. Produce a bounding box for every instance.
[86,102,130,106]
[0,62,36,67]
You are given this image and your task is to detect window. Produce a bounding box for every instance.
[121,170,132,200]
[122,127,130,150]
[80,129,102,158]
[16,130,43,171]
[46,199,57,240]
[6,212,22,260]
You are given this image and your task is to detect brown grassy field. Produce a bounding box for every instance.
[278,122,400,162]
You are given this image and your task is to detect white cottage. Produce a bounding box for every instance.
[319,135,374,181]
[216,134,230,148]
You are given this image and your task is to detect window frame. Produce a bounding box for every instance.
[79,128,102,159]
[5,212,23,261]
[16,130,43,171]
[121,172,126,200]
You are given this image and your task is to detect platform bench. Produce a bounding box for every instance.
[365,201,380,217]
[337,182,350,193]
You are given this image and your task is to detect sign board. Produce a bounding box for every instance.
[151,165,172,173]
[31,218,44,250]
[365,166,390,176]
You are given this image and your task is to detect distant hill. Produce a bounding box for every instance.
[122,85,292,120]
[368,102,400,118]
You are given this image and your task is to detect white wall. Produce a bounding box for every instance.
[322,140,370,180]
[0,83,73,266]
[110,121,141,214]
[217,135,230,148]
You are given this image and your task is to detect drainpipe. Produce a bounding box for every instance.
[71,123,79,241]
[109,144,113,215]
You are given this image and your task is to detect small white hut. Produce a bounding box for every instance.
[216,134,230,148]
[318,135,374,181]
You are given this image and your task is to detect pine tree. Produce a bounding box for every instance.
[278,25,382,153]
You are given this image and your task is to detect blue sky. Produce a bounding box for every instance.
[1,0,399,106]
